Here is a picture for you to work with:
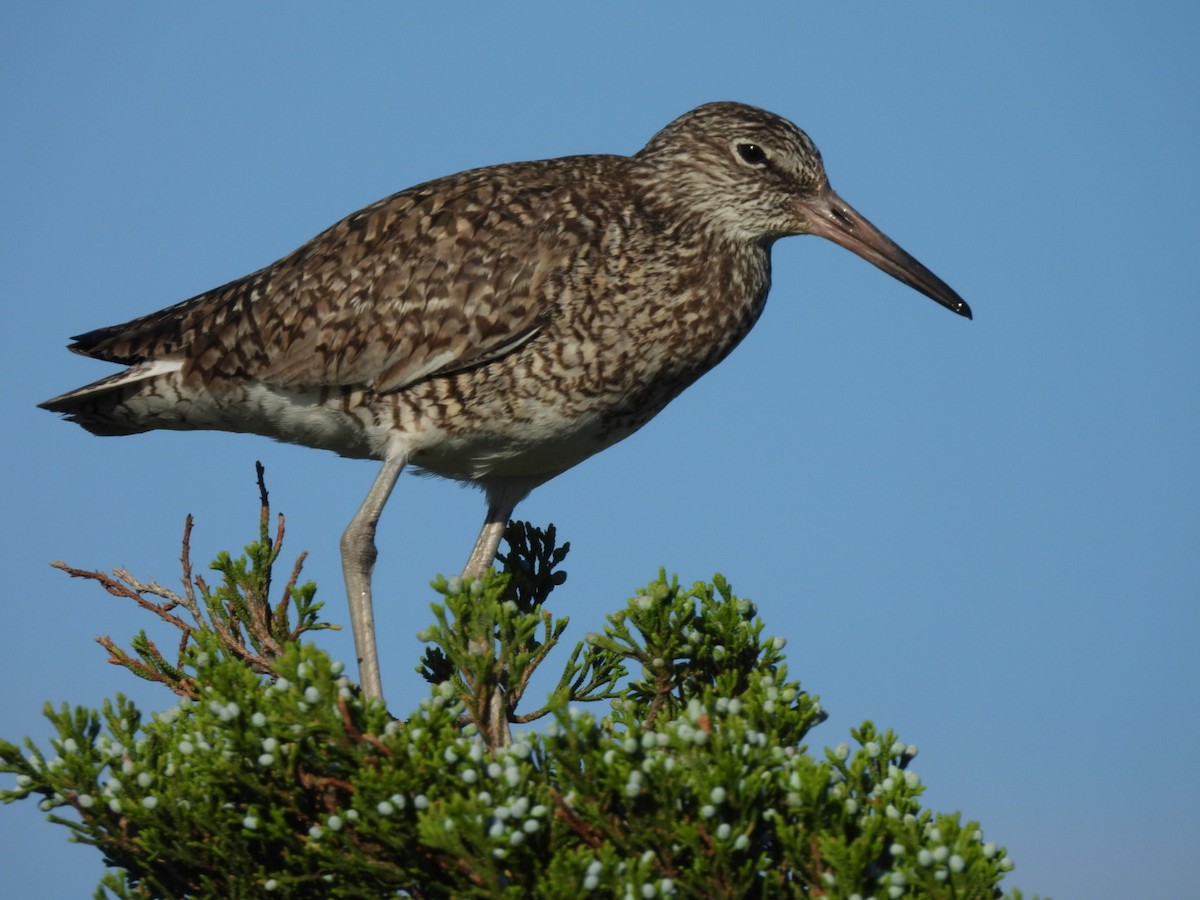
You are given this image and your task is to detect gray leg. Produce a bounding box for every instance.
[341,456,404,701]
[461,486,530,748]
[461,517,509,580]
[461,492,523,579]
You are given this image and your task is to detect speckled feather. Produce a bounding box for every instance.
[42,102,962,487]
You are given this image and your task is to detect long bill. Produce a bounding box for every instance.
[800,187,972,319]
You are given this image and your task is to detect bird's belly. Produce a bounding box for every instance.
[189,378,637,482]
[402,407,626,483]
[392,350,695,483]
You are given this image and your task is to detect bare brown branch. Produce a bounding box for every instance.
[52,562,195,637]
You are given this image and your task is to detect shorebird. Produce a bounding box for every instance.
[41,102,970,700]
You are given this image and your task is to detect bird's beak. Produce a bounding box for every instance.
[799,187,971,319]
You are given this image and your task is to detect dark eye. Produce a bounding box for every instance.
[736,143,767,165]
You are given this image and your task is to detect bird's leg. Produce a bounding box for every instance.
[461,508,514,580]
[341,456,404,702]
[461,493,522,747]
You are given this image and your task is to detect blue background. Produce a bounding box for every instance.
[3,4,1196,897]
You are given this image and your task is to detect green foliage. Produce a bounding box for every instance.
[2,475,1042,899]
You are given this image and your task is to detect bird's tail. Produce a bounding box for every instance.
[39,360,185,436]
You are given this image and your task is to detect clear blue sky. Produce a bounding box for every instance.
[3,4,1196,897]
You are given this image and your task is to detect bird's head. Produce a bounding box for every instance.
[636,102,971,318]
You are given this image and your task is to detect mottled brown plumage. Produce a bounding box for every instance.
[41,102,969,700]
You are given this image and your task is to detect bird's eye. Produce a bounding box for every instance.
[736,143,767,165]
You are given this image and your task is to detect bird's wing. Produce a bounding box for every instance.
[68,160,597,394]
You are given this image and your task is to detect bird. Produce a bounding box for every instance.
[40,101,970,701]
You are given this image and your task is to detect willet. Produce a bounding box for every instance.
[41,102,970,700]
